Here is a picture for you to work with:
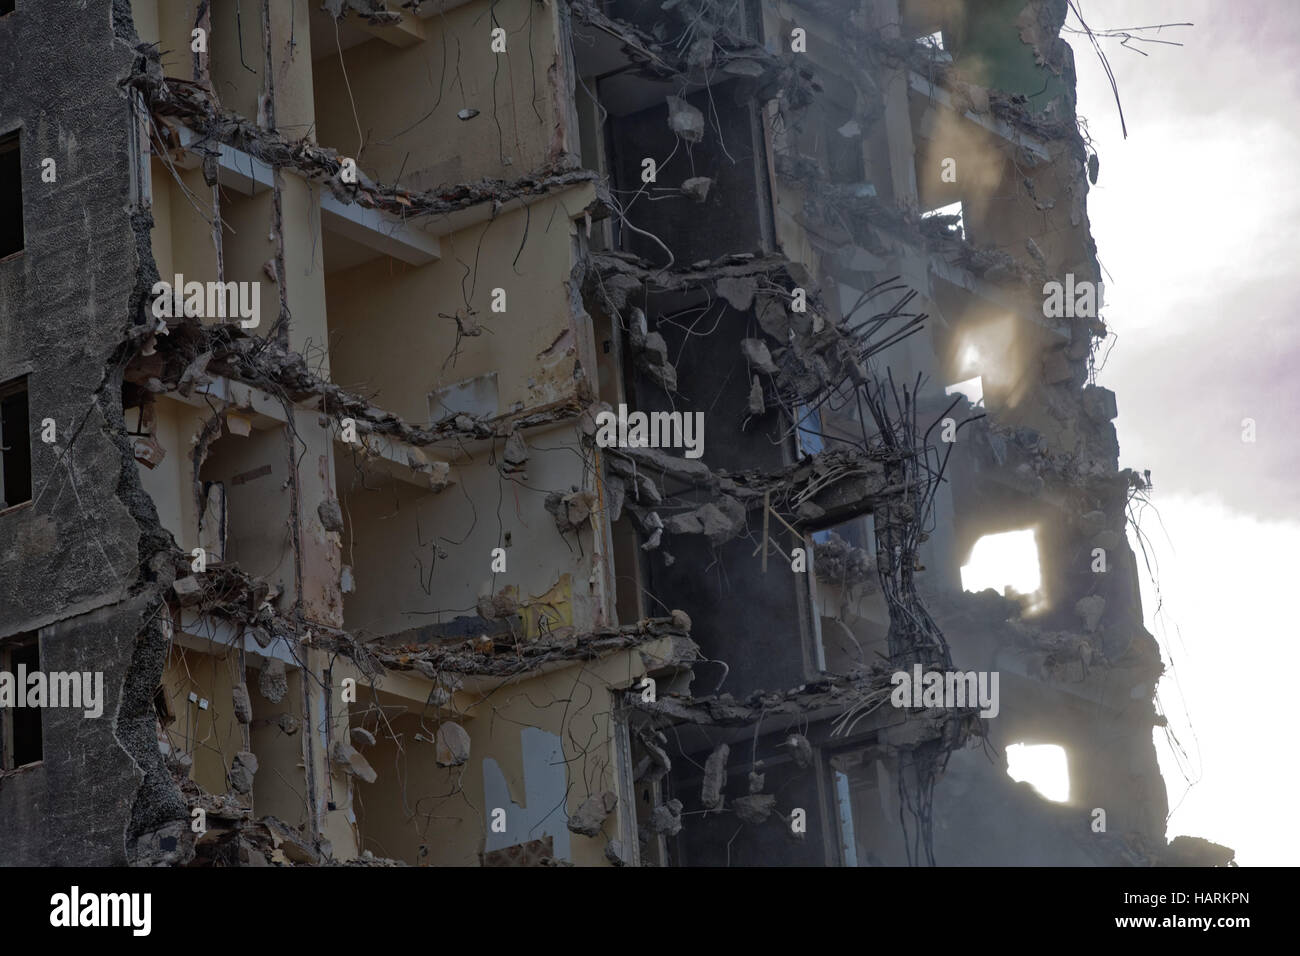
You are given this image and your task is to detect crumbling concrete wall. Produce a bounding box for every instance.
[0,0,190,865]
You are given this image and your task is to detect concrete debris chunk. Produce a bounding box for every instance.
[681,176,713,202]
[435,722,471,767]
[716,275,757,311]
[567,790,618,836]
[546,489,598,536]
[665,496,747,546]
[317,498,344,533]
[331,739,378,784]
[1075,595,1106,633]
[425,460,452,493]
[666,95,705,143]
[636,737,672,784]
[670,608,692,633]
[133,435,166,469]
[229,751,258,794]
[702,743,729,809]
[646,798,683,836]
[172,575,204,606]
[278,713,300,735]
[1081,385,1118,422]
[502,429,529,476]
[262,816,321,865]
[629,320,679,394]
[604,840,628,866]
[741,337,779,374]
[685,35,714,69]
[756,296,789,339]
[258,658,288,704]
[177,352,213,397]
[748,375,766,415]
[813,531,875,588]
[232,684,253,724]
[782,733,813,769]
[640,511,663,551]
[350,727,376,749]
[747,771,765,794]
[733,793,777,824]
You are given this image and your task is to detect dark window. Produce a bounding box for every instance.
[0,376,31,509]
[2,636,42,769]
[0,130,22,258]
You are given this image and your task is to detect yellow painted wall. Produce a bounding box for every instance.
[325,195,585,424]
[159,642,247,796]
[311,0,559,188]
[336,420,602,639]
[135,397,209,554]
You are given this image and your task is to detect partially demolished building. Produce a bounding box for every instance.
[0,0,1229,867]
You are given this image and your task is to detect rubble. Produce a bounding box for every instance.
[259,659,288,704]
[701,743,729,810]
[434,723,471,768]
[568,791,618,836]
[331,740,378,785]
[229,752,258,795]
[732,794,776,824]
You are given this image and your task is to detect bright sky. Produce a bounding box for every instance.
[1072,0,1298,866]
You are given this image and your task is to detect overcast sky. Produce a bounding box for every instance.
[1072,0,1298,866]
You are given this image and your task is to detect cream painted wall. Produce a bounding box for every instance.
[160,642,247,796]
[337,419,601,639]
[325,194,586,424]
[135,397,209,554]
[311,0,558,188]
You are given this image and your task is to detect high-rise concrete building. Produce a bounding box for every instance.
[0,0,1231,867]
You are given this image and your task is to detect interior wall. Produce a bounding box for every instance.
[311,0,558,187]
[324,196,586,424]
[337,421,600,639]
[352,651,656,866]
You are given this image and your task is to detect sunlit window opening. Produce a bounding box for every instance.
[960,528,1041,598]
[921,200,964,240]
[914,31,951,62]
[1006,743,1070,803]
[945,375,984,408]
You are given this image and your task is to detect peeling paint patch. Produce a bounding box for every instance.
[482,727,571,861]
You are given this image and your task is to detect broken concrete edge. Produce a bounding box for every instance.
[125,320,587,450]
[631,666,984,761]
[587,252,872,408]
[322,0,405,28]
[314,616,699,680]
[102,0,200,868]
[601,440,915,551]
[126,57,604,224]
